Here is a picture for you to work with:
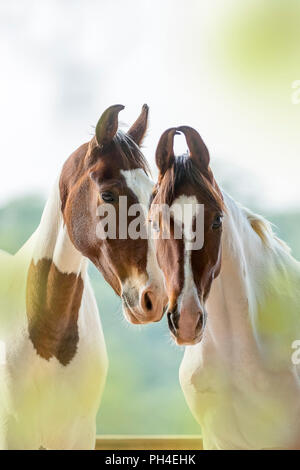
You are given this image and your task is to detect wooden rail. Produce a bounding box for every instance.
[95,435,203,450]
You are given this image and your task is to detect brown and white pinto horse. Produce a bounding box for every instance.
[150,126,300,449]
[0,104,166,449]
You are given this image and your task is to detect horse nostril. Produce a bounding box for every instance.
[167,311,179,334]
[144,292,153,311]
[196,313,204,332]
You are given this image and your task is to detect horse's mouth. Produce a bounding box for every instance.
[173,334,203,346]
[121,296,150,325]
[168,322,204,346]
[122,295,140,324]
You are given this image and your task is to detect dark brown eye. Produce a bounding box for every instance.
[212,214,222,230]
[101,191,116,203]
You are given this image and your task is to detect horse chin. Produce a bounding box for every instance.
[172,332,203,346]
[122,303,150,325]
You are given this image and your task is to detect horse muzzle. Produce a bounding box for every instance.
[167,298,207,346]
[122,284,167,324]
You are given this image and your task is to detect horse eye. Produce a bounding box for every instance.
[212,214,223,230]
[101,191,116,203]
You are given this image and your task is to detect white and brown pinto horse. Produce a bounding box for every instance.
[150,126,300,449]
[0,104,166,449]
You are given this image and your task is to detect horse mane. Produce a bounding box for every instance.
[108,130,151,175]
[153,155,224,212]
[242,206,291,254]
[87,130,150,174]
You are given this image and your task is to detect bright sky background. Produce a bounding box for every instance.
[0,0,299,210]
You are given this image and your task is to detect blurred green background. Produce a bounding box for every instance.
[1,189,299,435]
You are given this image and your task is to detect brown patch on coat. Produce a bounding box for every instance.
[59,132,151,297]
[26,258,83,365]
[59,106,151,300]
[151,151,224,304]
[151,126,224,342]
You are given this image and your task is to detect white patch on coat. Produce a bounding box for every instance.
[121,169,165,291]
[32,180,86,276]
[170,195,203,312]
[0,180,107,449]
[179,191,300,450]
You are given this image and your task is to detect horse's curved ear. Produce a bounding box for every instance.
[95,104,125,149]
[177,126,210,171]
[127,104,149,146]
[155,128,178,182]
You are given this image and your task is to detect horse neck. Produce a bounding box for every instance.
[206,192,300,363]
[217,192,266,317]
[32,179,87,276]
[205,195,270,347]
[25,180,88,366]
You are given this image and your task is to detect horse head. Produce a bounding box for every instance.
[60,104,167,324]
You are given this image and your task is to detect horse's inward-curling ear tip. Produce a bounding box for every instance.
[169,128,179,137]
[109,104,124,112]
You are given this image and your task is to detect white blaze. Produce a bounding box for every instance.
[171,195,203,312]
[121,169,165,291]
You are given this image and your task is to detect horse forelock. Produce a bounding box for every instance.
[113,131,151,175]
[152,155,224,213]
